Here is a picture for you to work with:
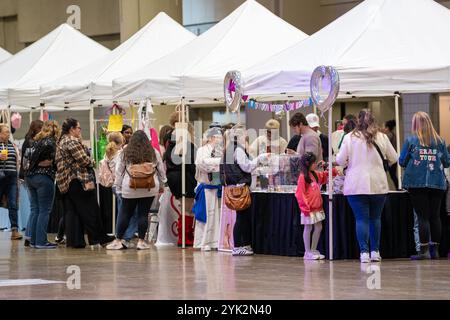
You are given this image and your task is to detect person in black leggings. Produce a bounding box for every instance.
[399,112,450,260]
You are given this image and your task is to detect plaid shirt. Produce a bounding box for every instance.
[55,135,93,194]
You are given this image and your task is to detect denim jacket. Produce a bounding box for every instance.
[399,135,450,190]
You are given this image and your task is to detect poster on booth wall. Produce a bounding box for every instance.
[155,188,179,246]
[218,191,236,252]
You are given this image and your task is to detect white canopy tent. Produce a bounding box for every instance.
[241,0,450,100]
[40,12,196,107]
[113,0,308,104]
[0,47,11,64]
[0,23,110,111]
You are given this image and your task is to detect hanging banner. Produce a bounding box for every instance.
[247,98,313,112]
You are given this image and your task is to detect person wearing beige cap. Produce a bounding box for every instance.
[249,119,288,158]
[306,113,329,161]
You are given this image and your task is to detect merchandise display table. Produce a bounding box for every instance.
[250,191,449,259]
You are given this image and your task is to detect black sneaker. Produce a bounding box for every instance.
[24,239,30,247]
[35,243,57,249]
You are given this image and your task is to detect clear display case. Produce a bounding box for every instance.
[252,154,302,193]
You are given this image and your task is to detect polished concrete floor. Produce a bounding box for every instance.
[0,232,449,300]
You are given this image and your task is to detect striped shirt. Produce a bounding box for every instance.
[0,141,17,172]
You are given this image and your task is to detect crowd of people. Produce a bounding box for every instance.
[0,108,449,262]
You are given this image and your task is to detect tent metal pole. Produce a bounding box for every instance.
[29,111,33,125]
[6,108,11,133]
[286,110,291,141]
[328,108,334,261]
[40,106,44,121]
[181,99,186,249]
[395,94,402,190]
[89,102,95,152]
[112,193,116,235]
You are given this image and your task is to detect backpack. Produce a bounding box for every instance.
[126,162,156,191]
[98,158,114,188]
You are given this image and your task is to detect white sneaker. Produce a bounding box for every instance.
[360,252,371,263]
[370,251,382,262]
[304,252,320,260]
[201,245,212,252]
[312,250,326,260]
[232,247,253,256]
[232,247,246,256]
[106,239,126,250]
[137,240,151,251]
[243,246,254,255]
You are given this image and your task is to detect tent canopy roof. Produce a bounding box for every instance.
[40,12,196,107]
[241,0,450,100]
[0,23,110,110]
[113,0,308,104]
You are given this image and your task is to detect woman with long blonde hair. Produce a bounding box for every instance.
[98,132,124,238]
[25,120,61,249]
[399,111,450,260]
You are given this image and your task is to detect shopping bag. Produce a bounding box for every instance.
[107,104,125,132]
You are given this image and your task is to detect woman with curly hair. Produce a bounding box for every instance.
[25,121,60,249]
[107,130,167,250]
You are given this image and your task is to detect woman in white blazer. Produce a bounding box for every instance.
[336,109,397,263]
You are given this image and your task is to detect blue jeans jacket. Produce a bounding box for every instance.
[399,135,450,190]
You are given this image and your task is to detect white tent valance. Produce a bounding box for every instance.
[113,0,308,105]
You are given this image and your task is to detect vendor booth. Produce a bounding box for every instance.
[224,0,450,259]
[111,0,309,248]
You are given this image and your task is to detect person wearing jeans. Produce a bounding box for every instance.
[346,195,387,254]
[399,112,449,260]
[337,110,398,263]
[26,175,55,248]
[108,130,166,251]
[0,124,22,240]
[21,120,43,246]
[114,192,139,244]
[25,121,60,249]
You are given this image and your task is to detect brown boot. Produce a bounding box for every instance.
[11,229,23,240]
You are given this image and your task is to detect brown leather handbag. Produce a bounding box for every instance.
[224,184,251,211]
[223,165,251,211]
[127,162,156,191]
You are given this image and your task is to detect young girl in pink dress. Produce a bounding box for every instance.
[295,152,338,260]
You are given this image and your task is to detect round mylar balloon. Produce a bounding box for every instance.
[310,66,340,113]
[224,70,243,113]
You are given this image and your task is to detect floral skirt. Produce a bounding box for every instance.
[301,210,325,225]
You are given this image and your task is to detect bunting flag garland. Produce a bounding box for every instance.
[247,97,313,112]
